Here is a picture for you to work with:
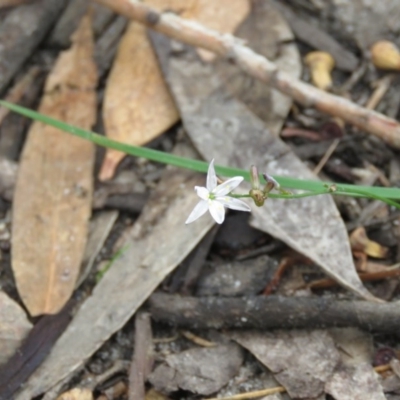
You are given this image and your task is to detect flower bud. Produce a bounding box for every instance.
[263,173,280,194]
[249,188,265,207]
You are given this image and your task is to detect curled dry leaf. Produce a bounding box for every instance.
[12,13,97,316]
[350,227,388,258]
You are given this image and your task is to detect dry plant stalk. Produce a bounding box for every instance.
[95,0,400,148]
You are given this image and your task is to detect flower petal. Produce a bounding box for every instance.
[195,186,210,200]
[206,159,217,192]
[185,200,209,224]
[216,196,251,212]
[213,176,244,196]
[208,199,226,224]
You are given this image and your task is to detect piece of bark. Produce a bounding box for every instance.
[0,0,67,94]
[0,300,74,400]
[0,291,32,367]
[0,66,45,160]
[11,13,97,316]
[0,156,17,201]
[150,33,374,300]
[14,158,214,399]
[92,3,116,37]
[231,330,340,399]
[47,0,90,47]
[0,65,41,126]
[128,312,153,400]
[273,1,358,71]
[94,15,128,79]
[148,343,243,396]
[148,293,400,333]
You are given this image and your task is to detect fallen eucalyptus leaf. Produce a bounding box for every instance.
[12,13,97,316]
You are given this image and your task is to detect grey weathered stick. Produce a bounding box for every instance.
[94,0,400,149]
[148,293,400,333]
[0,0,68,94]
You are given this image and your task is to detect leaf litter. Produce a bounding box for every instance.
[2,0,400,399]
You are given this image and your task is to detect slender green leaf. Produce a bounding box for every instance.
[1,100,400,201]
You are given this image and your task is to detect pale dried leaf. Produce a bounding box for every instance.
[100,22,179,180]
[150,29,375,299]
[231,330,340,399]
[0,291,32,366]
[329,328,374,367]
[325,363,385,400]
[15,160,214,398]
[149,343,243,395]
[12,13,97,316]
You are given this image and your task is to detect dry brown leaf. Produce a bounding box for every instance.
[0,291,32,366]
[12,13,97,316]
[99,22,179,180]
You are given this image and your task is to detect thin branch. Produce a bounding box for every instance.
[94,0,400,149]
[148,293,400,333]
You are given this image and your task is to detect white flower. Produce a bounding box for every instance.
[185,159,251,224]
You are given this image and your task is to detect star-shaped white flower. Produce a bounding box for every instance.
[185,160,251,225]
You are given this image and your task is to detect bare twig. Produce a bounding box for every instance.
[148,293,400,333]
[94,0,400,149]
[128,312,153,400]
